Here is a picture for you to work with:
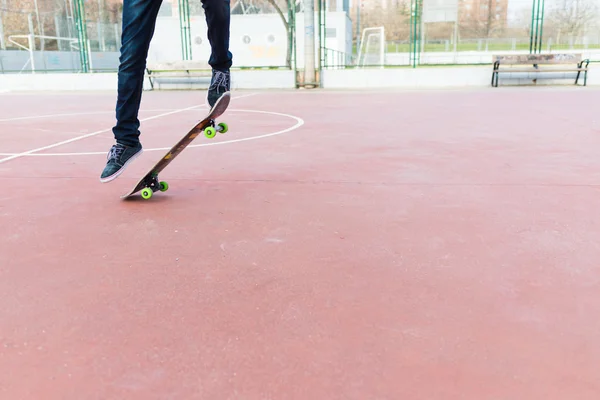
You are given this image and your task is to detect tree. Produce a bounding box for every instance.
[546,0,599,42]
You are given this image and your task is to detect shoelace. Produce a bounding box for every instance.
[107,145,125,161]
[210,71,229,91]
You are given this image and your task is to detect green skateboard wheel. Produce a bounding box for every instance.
[204,126,217,138]
[159,181,169,192]
[218,122,228,133]
[141,188,153,199]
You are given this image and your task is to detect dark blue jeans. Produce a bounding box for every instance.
[112,0,233,147]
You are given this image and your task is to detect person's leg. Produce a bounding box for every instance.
[202,0,233,107]
[113,0,163,146]
[100,0,163,183]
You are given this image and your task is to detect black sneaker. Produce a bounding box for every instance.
[99,142,143,183]
[207,69,230,108]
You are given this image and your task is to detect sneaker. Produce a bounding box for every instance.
[207,69,230,108]
[99,142,143,183]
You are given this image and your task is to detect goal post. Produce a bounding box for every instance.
[357,27,385,68]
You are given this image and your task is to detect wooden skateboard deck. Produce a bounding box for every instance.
[121,91,231,200]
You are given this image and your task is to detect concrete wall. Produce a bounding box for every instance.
[0,50,119,73]
[321,64,599,89]
[0,69,297,92]
[0,64,597,92]
[148,12,352,68]
[385,49,600,66]
[0,72,118,91]
[2,47,596,76]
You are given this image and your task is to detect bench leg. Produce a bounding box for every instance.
[575,62,582,85]
[491,71,499,87]
[491,62,499,87]
[145,68,154,90]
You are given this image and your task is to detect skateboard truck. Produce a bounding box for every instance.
[203,120,228,138]
[139,174,169,200]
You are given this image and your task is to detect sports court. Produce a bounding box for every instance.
[2,85,600,398]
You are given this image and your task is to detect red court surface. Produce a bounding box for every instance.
[1,87,600,399]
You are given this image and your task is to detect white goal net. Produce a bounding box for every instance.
[357,27,385,68]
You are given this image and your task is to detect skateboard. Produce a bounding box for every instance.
[121,91,231,200]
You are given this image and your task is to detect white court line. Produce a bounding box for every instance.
[0,109,207,123]
[0,109,304,156]
[0,92,258,164]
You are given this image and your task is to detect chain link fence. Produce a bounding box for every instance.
[328,0,600,67]
[0,0,122,72]
[1,0,598,73]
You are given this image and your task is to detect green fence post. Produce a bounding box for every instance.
[318,0,326,79]
[529,0,545,54]
[73,0,89,72]
[178,0,192,60]
[289,0,298,86]
[529,0,536,53]
[410,0,421,68]
[537,0,545,53]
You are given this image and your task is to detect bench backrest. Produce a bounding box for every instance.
[494,53,582,65]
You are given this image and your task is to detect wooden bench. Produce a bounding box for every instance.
[491,53,590,87]
[145,61,212,90]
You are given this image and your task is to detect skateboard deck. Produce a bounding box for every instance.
[121,91,231,200]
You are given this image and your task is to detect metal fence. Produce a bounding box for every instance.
[0,0,121,72]
[331,0,600,68]
[0,0,598,74]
